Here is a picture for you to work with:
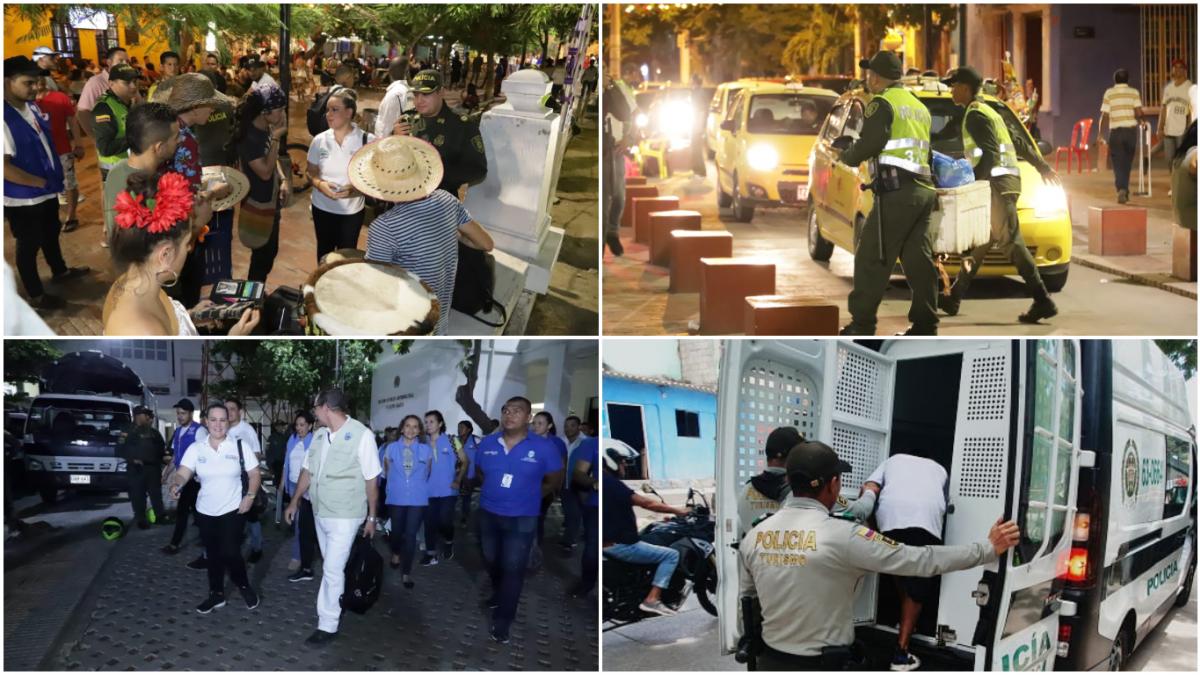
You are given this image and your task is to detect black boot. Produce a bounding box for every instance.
[605,232,624,257]
[1018,297,1058,324]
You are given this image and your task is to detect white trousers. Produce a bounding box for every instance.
[314,515,363,633]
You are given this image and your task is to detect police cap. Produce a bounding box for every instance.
[108,64,142,82]
[411,69,443,94]
[132,405,154,417]
[764,426,804,460]
[786,440,852,488]
[858,51,904,80]
[942,66,983,89]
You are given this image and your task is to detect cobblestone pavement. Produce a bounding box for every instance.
[44,505,597,671]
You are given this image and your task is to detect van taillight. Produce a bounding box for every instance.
[1066,547,1088,582]
[1058,623,1071,642]
[1072,513,1091,542]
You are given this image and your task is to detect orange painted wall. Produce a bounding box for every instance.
[4,6,175,68]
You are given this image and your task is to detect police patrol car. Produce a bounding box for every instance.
[713,339,1194,670]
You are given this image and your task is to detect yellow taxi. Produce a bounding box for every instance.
[713,82,839,222]
[704,78,786,159]
[806,77,1072,291]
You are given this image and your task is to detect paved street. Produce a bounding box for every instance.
[603,160,1196,336]
[5,491,597,671]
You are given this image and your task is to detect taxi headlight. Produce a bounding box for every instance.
[1033,184,1068,218]
[747,144,779,172]
[635,113,649,129]
[659,100,694,132]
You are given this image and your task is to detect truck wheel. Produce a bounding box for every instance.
[1176,560,1196,608]
[39,487,58,504]
[1042,266,1069,293]
[731,174,755,222]
[807,203,834,261]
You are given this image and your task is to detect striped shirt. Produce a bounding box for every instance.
[364,189,472,335]
[1100,83,1143,129]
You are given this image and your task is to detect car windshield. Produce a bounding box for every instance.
[28,400,131,444]
[799,77,851,95]
[922,97,1031,159]
[746,94,834,135]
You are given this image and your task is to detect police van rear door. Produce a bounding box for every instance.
[714,340,896,653]
[983,339,1082,671]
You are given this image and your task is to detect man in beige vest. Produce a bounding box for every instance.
[285,388,382,645]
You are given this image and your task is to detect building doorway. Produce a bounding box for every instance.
[606,402,648,479]
[1023,12,1043,109]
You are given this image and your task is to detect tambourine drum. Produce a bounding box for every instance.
[302,258,438,335]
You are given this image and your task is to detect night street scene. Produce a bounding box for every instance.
[3,3,599,337]
[4,338,599,670]
[602,3,1197,336]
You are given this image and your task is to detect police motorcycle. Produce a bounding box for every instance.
[603,441,718,628]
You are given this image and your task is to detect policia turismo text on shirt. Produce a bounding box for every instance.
[737,441,1021,671]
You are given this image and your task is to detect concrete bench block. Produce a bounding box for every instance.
[670,231,733,292]
[621,185,660,228]
[699,258,776,335]
[1087,206,1147,256]
[743,295,840,335]
[632,196,681,244]
[1173,226,1197,282]
[625,176,648,187]
[649,210,703,266]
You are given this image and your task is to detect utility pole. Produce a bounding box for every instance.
[279,3,292,98]
[608,3,621,76]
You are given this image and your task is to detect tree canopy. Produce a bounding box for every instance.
[1155,339,1197,380]
[3,341,62,388]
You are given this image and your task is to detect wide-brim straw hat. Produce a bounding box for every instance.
[348,135,444,203]
[166,72,234,114]
[202,165,250,212]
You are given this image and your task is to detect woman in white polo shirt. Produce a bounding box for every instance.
[307,88,376,263]
[172,402,262,614]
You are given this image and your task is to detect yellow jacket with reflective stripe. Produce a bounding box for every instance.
[876,86,932,178]
[962,98,1019,178]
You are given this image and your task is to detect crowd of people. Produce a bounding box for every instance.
[115,388,598,646]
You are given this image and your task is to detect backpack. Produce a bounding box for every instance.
[452,243,507,327]
[341,532,383,614]
[306,85,343,137]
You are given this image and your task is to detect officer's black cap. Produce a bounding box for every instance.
[5,55,48,79]
[108,63,141,82]
[244,55,265,71]
[133,405,154,417]
[786,440,852,487]
[174,398,195,412]
[858,51,904,80]
[942,66,983,89]
[765,426,804,460]
[411,69,443,94]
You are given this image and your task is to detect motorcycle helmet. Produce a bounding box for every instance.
[100,517,126,541]
[603,438,639,472]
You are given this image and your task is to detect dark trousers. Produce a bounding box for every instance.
[312,205,365,264]
[247,209,282,282]
[458,484,475,523]
[127,463,165,525]
[479,510,538,636]
[1109,127,1138,192]
[195,509,250,594]
[424,495,457,555]
[579,504,598,592]
[169,478,200,546]
[954,185,1048,302]
[559,489,582,544]
[536,493,555,544]
[6,198,67,298]
[298,498,317,570]
[603,143,625,236]
[387,504,426,574]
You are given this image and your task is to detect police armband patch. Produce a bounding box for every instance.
[471,135,484,153]
[434,134,445,147]
[865,100,880,118]
[836,495,849,508]
[94,114,113,123]
[854,525,898,547]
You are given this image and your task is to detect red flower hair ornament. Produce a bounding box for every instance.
[114,172,194,234]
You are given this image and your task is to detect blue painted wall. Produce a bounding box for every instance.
[602,375,718,481]
[1044,4,1144,151]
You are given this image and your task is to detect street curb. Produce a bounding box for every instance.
[38,529,128,670]
[1071,255,1198,300]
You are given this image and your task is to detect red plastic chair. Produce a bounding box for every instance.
[1054,118,1094,173]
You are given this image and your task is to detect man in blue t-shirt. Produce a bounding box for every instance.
[475,396,564,644]
[568,436,600,597]
[603,442,689,616]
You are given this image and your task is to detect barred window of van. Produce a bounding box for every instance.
[1163,436,1191,519]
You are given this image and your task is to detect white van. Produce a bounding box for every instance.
[713,339,1195,671]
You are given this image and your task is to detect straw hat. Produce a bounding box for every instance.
[167,72,233,114]
[202,165,250,212]
[347,135,444,203]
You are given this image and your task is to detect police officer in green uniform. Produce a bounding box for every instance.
[392,69,487,197]
[118,405,168,529]
[939,66,1061,324]
[92,64,141,182]
[738,441,1021,671]
[837,51,939,336]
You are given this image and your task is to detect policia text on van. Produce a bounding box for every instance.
[738,440,1021,670]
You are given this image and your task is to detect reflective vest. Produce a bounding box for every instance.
[962,98,1020,178]
[96,92,130,169]
[876,86,932,178]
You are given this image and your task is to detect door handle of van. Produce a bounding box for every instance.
[971,583,990,606]
[947,503,955,514]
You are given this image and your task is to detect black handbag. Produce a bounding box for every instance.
[452,243,507,327]
[237,440,269,521]
[341,531,383,614]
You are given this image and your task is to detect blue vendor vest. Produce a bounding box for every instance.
[3,101,64,199]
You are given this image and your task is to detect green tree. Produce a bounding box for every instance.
[1155,340,1197,379]
[3,341,62,387]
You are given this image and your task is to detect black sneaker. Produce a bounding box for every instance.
[305,629,337,645]
[247,549,263,564]
[605,232,624,257]
[402,576,414,590]
[196,593,226,614]
[187,555,208,570]
[1018,298,1058,324]
[938,292,961,317]
[161,543,182,555]
[485,594,500,609]
[289,569,314,583]
[489,627,511,645]
[420,554,439,567]
[443,543,455,561]
[239,585,260,610]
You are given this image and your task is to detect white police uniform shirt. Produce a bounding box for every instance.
[738,497,996,657]
[180,437,258,517]
[866,454,948,537]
